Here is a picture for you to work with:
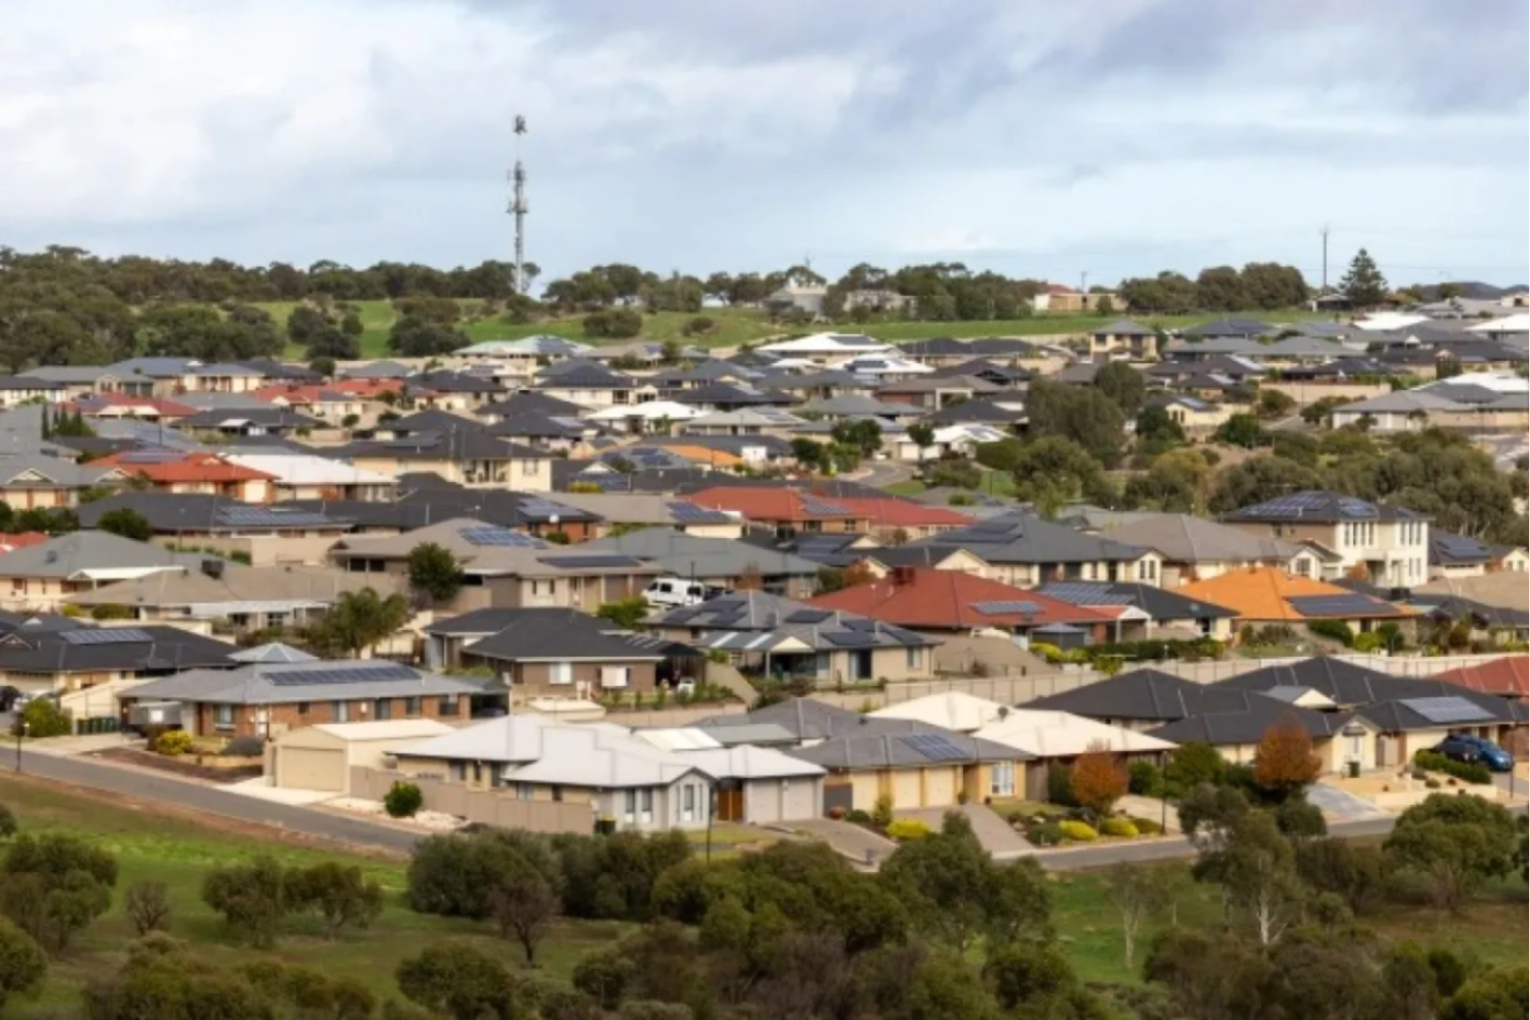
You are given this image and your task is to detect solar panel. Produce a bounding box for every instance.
[1039,582,1132,606]
[536,555,646,569]
[664,608,701,624]
[707,612,745,627]
[708,598,745,609]
[900,733,970,762]
[1398,696,1495,725]
[518,497,577,519]
[60,628,153,645]
[1285,594,1389,617]
[800,496,850,516]
[266,665,419,687]
[1337,497,1378,519]
[667,502,732,523]
[216,506,334,528]
[824,632,878,647]
[842,618,878,632]
[458,527,545,548]
[785,609,832,624]
[884,627,926,646]
[972,600,1044,616]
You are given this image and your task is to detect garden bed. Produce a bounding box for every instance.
[87,746,264,783]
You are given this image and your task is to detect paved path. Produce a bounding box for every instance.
[1308,782,1390,821]
[855,461,917,490]
[6,747,421,855]
[1117,795,1180,832]
[770,818,896,869]
[899,804,1035,858]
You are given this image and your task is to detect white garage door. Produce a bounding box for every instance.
[779,779,819,821]
[891,770,924,809]
[277,747,347,792]
[922,768,956,807]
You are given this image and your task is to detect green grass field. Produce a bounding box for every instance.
[265,301,1321,361]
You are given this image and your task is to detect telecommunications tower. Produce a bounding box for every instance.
[510,115,528,294]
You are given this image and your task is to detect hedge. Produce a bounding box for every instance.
[1057,820,1099,842]
[1100,818,1139,838]
[1307,620,1356,647]
[885,819,933,841]
[1413,750,1492,785]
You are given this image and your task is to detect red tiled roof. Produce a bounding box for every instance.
[689,487,971,528]
[255,380,391,403]
[807,567,1113,629]
[92,452,276,485]
[1432,656,1529,698]
[0,532,49,553]
[76,396,198,417]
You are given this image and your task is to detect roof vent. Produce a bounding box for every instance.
[202,559,224,579]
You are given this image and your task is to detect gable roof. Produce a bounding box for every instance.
[1034,580,1239,621]
[1146,693,1361,746]
[974,709,1176,757]
[1223,490,1427,524]
[0,624,237,675]
[460,608,673,662]
[0,532,199,580]
[129,658,485,706]
[807,568,1112,630]
[1091,514,1303,564]
[1023,668,1209,721]
[909,512,1149,565]
[1431,656,1529,698]
[1174,568,1415,622]
[578,529,822,578]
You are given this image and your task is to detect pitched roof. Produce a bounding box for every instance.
[1146,693,1361,746]
[92,451,276,485]
[974,709,1176,757]
[1034,580,1239,622]
[653,591,937,653]
[1213,657,1518,720]
[0,532,198,580]
[1415,572,1530,612]
[0,624,237,675]
[1175,568,1415,621]
[460,608,673,662]
[1223,490,1427,524]
[578,528,823,578]
[808,568,1112,630]
[1091,513,1303,564]
[66,562,404,610]
[909,512,1148,565]
[1431,656,1529,698]
[783,727,1030,769]
[129,658,485,706]
[77,493,350,533]
[1024,668,1209,721]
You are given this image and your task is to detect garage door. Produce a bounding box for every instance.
[891,770,924,809]
[277,747,346,792]
[922,768,956,807]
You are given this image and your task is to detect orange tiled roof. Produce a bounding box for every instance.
[1433,656,1528,698]
[689,487,970,528]
[92,452,276,485]
[1175,567,1415,622]
[660,447,745,469]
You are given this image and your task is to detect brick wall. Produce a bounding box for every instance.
[505,660,659,699]
[192,692,470,738]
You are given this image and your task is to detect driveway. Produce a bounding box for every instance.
[898,804,1035,858]
[775,818,896,868]
[853,460,917,490]
[1307,782,1390,821]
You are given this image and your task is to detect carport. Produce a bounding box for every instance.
[269,719,454,794]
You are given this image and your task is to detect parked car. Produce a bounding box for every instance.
[643,577,723,608]
[0,686,21,712]
[1432,734,1514,772]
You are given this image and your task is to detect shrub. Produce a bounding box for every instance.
[1100,818,1139,838]
[1164,742,1225,794]
[1071,746,1128,815]
[153,731,193,757]
[1046,765,1078,807]
[1127,761,1164,797]
[202,856,290,947]
[384,782,424,819]
[1057,821,1099,842]
[870,795,894,831]
[845,809,873,826]
[885,819,933,842]
[1425,778,1442,789]
[222,735,265,758]
[0,806,15,841]
[1352,632,1384,653]
[1030,642,1064,664]
[11,700,69,739]
[1414,750,1492,785]
[1131,817,1163,836]
[1308,619,1356,647]
[123,880,172,936]
[1028,823,1063,847]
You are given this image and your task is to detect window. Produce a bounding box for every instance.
[404,697,421,717]
[623,790,637,823]
[375,699,392,721]
[990,761,1016,798]
[531,579,553,598]
[549,662,573,686]
[550,785,564,803]
[682,784,696,822]
[450,761,466,782]
[213,705,235,731]
[906,647,923,670]
[517,784,535,801]
[640,788,653,823]
[332,702,350,723]
[297,702,310,716]
[471,762,483,784]
[438,696,459,716]
[518,460,538,476]
[600,666,630,689]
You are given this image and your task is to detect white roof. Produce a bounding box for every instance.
[586,401,704,421]
[312,719,455,741]
[632,727,725,751]
[1466,312,1530,335]
[973,709,1175,757]
[1418,371,1529,395]
[871,691,1007,733]
[757,333,894,355]
[681,744,826,780]
[1352,312,1430,332]
[828,354,934,375]
[932,423,1010,445]
[223,453,397,487]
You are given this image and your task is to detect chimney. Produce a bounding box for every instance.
[892,566,915,586]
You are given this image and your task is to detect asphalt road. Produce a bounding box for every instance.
[856,460,917,489]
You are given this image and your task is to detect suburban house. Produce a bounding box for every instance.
[389,714,717,832]
[1432,656,1529,700]
[220,452,398,502]
[0,532,205,612]
[0,622,237,700]
[1140,394,1233,435]
[1025,668,1222,731]
[77,494,353,559]
[1089,319,1159,362]
[123,657,489,738]
[530,493,744,540]
[328,432,554,492]
[1073,512,1320,586]
[1427,530,1529,579]
[973,709,1174,799]
[1174,567,1417,635]
[1033,580,1240,640]
[1143,689,1379,774]
[1221,490,1430,588]
[0,455,126,509]
[576,529,823,599]
[903,512,1164,588]
[91,450,276,501]
[687,486,973,542]
[646,591,940,685]
[266,718,456,795]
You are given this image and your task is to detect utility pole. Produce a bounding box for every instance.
[1080,270,1089,294]
[1320,224,1329,292]
[509,115,528,295]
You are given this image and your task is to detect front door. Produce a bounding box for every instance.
[716,786,744,822]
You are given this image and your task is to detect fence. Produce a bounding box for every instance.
[349,767,593,834]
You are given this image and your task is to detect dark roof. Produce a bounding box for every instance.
[536,363,636,389]
[282,490,601,531]
[1035,580,1238,621]
[1024,668,1208,721]
[1213,656,1518,718]
[672,382,795,408]
[178,408,322,430]
[486,414,588,439]
[0,625,237,675]
[406,371,504,394]
[460,609,675,662]
[330,431,546,462]
[386,409,491,436]
[784,727,1031,769]
[738,531,869,568]
[552,461,721,494]
[1146,693,1356,746]
[926,396,1026,425]
[78,493,350,533]
[474,392,585,419]
[1357,695,1527,733]
[1222,490,1427,524]
[1093,318,1155,337]
[909,512,1148,565]
[1182,318,1274,338]
[698,698,964,742]
[1428,530,1497,567]
[425,607,546,636]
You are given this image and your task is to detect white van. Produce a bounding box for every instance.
[643,577,719,608]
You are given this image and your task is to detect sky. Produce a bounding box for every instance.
[1,0,1526,288]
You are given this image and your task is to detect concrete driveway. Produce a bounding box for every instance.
[776,818,896,868]
[897,804,1035,857]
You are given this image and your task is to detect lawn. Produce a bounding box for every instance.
[262,302,1325,361]
[0,775,629,1016]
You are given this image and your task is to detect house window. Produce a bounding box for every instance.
[375,699,392,721]
[332,702,350,722]
[450,762,466,782]
[472,762,483,784]
[990,761,1016,798]
[623,790,637,823]
[550,785,564,803]
[517,784,535,801]
[213,705,235,731]
[600,666,630,689]
[297,702,310,716]
[518,460,538,476]
[682,784,696,822]
[906,647,923,670]
[438,696,460,717]
[531,579,552,597]
[640,788,653,823]
[403,697,421,717]
[549,662,573,686]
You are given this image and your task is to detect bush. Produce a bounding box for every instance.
[222,736,265,758]
[0,806,15,841]
[1057,821,1099,843]
[123,880,172,936]
[1046,765,1078,807]
[1425,778,1442,789]
[1100,818,1139,838]
[1164,742,1225,794]
[1308,619,1356,647]
[1414,750,1492,785]
[153,731,193,757]
[1352,632,1384,653]
[202,856,290,947]
[870,795,894,831]
[1127,761,1164,798]
[884,819,933,842]
[1027,823,1063,847]
[1131,817,1163,836]
[1029,642,1064,664]
[12,700,70,739]
[384,782,424,818]
[845,809,873,826]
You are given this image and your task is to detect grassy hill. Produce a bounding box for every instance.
[264,301,1324,361]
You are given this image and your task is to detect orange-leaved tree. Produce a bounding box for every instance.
[1253,713,1322,796]
[1071,741,1128,816]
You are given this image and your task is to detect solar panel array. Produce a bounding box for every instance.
[537,555,646,570]
[1285,594,1387,617]
[60,628,153,645]
[666,502,732,524]
[518,496,578,520]
[266,664,419,687]
[664,608,701,624]
[1040,582,1133,606]
[785,609,832,624]
[800,496,850,516]
[458,526,545,548]
[217,506,334,528]
[1398,696,1495,726]
[1435,535,1487,559]
[1240,492,1378,520]
[824,632,878,648]
[900,732,970,762]
[842,618,878,633]
[972,600,1044,616]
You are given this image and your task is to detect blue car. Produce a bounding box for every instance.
[1433,734,1514,772]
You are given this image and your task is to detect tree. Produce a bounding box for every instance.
[0,833,117,954]
[1339,249,1388,308]
[1252,715,1322,798]
[1023,380,1126,468]
[583,307,643,338]
[790,438,826,471]
[307,587,410,657]
[1134,405,1186,450]
[407,542,464,605]
[1070,743,1127,816]
[880,814,995,953]
[907,422,936,456]
[1254,388,1297,420]
[926,458,982,490]
[1009,436,1113,515]
[96,508,153,543]
[1101,863,1167,969]
[983,940,1096,1016]
[1213,413,1266,450]
[1295,838,1386,916]
[1164,742,1227,794]
[123,879,172,936]
[1441,965,1530,1020]
[287,862,384,939]
[1144,927,1276,1020]
[597,597,650,629]
[1212,811,1303,945]
[1383,794,1519,911]
[1207,456,1322,513]
[983,858,1053,947]
[487,847,564,966]
[388,314,465,356]
[830,418,882,458]
[1092,362,1147,417]
[1195,266,1248,311]
[0,917,45,1013]
[201,855,289,948]
[397,943,524,1020]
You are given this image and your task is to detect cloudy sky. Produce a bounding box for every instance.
[2,0,1526,287]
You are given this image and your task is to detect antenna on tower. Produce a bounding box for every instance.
[509,115,528,295]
